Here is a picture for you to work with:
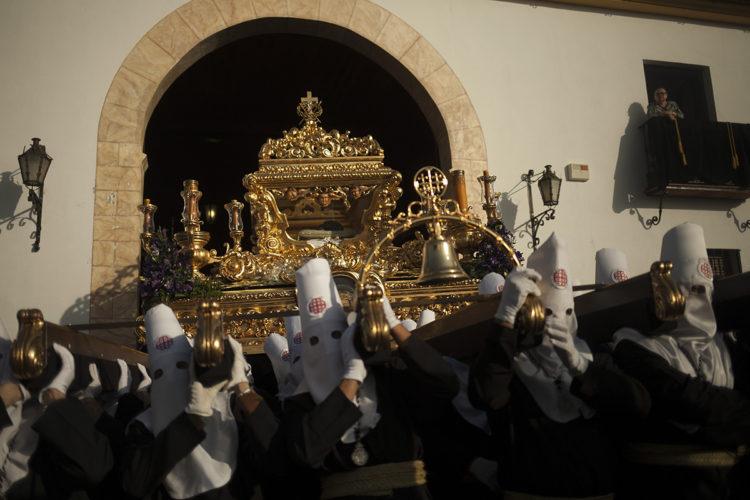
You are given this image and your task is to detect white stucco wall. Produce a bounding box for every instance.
[0,0,184,330]
[0,0,748,331]
[379,0,750,282]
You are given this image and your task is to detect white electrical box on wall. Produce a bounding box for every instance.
[565,163,590,182]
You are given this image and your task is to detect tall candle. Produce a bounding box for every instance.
[451,170,468,211]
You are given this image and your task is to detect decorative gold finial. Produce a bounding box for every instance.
[414,166,448,201]
[297,91,323,124]
[260,92,382,159]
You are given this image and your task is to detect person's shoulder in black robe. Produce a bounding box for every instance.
[121,391,279,500]
[6,397,114,500]
[613,336,750,500]
[284,335,458,499]
[469,322,650,498]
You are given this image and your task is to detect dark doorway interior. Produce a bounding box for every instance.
[644,60,716,122]
[144,23,445,251]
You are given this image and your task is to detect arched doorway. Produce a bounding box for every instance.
[144,18,449,249]
[91,0,487,332]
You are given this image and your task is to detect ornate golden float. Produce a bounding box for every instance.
[138,93,506,354]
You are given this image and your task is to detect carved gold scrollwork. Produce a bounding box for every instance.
[259,123,384,160]
[649,261,686,322]
[11,309,47,380]
[194,301,224,367]
[218,251,250,281]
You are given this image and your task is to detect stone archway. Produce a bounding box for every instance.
[91,0,488,328]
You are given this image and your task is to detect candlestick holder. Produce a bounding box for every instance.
[477,170,499,221]
[224,199,244,251]
[138,198,157,254]
[174,179,215,278]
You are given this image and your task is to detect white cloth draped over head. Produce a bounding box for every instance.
[595,248,630,284]
[516,233,595,423]
[294,258,380,442]
[417,309,435,328]
[264,333,290,387]
[478,272,505,295]
[614,223,732,389]
[284,312,304,397]
[400,319,417,332]
[0,319,41,494]
[137,304,237,499]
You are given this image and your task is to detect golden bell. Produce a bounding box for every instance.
[416,235,469,285]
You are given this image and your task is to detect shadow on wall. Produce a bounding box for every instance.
[612,103,651,216]
[61,264,141,349]
[60,294,90,327]
[498,192,519,233]
[0,170,34,241]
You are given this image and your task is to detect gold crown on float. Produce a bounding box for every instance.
[258,91,384,160]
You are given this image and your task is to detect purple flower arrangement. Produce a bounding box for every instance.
[462,218,523,279]
[139,228,197,310]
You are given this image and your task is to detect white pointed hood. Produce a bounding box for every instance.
[595,248,630,284]
[527,233,577,335]
[283,313,304,398]
[295,258,348,404]
[144,304,193,434]
[478,272,505,295]
[264,333,290,388]
[616,223,732,389]
[417,309,436,328]
[661,223,717,343]
[517,233,594,423]
[400,319,417,332]
[140,304,237,499]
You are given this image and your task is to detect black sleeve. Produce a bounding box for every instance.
[397,335,460,404]
[115,393,147,425]
[726,331,750,399]
[571,352,651,420]
[31,397,114,487]
[90,394,147,458]
[241,398,279,457]
[614,339,750,447]
[469,322,517,412]
[120,412,206,498]
[284,389,362,469]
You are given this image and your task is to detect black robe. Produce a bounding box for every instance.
[469,323,651,498]
[613,334,750,500]
[3,397,114,500]
[120,397,278,500]
[417,397,498,500]
[284,336,459,500]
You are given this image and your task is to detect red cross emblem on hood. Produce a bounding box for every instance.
[612,270,629,282]
[155,336,174,351]
[699,260,713,280]
[308,297,327,315]
[552,269,568,288]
